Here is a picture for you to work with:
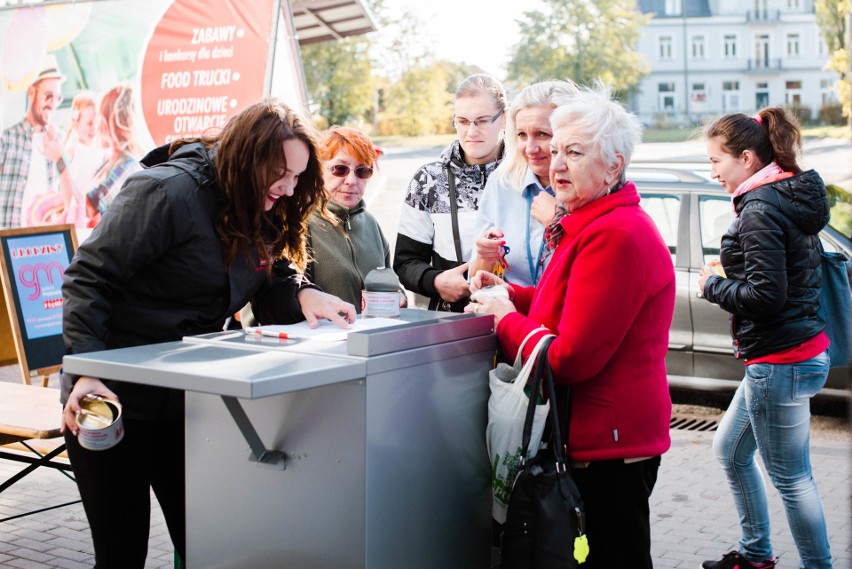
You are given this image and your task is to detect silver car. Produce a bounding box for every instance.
[631,166,851,400]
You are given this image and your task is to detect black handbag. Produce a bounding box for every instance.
[500,336,589,568]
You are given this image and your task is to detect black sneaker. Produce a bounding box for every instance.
[702,551,776,569]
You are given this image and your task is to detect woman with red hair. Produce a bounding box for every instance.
[308,126,402,310]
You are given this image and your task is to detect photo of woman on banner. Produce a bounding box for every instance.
[83,83,142,226]
[62,90,106,229]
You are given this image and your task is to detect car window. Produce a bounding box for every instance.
[699,196,732,264]
[820,235,843,254]
[639,194,680,261]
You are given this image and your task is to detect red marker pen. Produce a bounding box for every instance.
[245,327,289,339]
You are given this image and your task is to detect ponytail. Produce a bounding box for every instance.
[705,106,802,174]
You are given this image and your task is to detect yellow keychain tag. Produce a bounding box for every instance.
[573,534,589,563]
[492,262,505,280]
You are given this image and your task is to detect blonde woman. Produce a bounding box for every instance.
[85,84,142,226]
[63,91,105,228]
[468,80,578,286]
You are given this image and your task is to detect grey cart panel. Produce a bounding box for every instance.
[62,312,497,568]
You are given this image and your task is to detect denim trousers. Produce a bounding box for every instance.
[712,351,832,569]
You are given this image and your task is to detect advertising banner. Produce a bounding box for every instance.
[0,0,280,233]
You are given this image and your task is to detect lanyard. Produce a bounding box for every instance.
[525,189,547,285]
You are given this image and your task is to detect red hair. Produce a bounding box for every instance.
[318,126,376,167]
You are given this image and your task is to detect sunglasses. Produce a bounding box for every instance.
[329,164,374,179]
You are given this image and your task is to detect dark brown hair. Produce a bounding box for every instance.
[171,99,326,273]
[704,106,802,174]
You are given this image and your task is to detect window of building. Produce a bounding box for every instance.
[665,0,682,15]
[691,83,706,111]
[724,34,737,58]
[692,35,705,59]
[787,0,800,8]
[754,34,770,68]
[723,81,740,112]
[785,80,802,106]
[659,36,673,60]
[755,82,769,109]
[821,79,836,106]
[658,83,676,112]
[786,33,800,57]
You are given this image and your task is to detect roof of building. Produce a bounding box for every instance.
[291,0,379,45]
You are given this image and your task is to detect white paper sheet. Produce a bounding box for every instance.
[244,317,407,342]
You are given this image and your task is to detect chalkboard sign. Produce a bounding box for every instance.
[0,225,77,384]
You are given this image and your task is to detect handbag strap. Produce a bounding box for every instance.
[513,326,548,367]
[519,336,571,470]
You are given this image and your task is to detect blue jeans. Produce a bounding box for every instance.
[713,351,832,569]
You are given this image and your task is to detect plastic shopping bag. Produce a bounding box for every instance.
[486,330,554,523]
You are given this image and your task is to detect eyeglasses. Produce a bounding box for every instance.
[453,109,504,130]
[329,164,374,179]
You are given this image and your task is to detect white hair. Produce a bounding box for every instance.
[495,79,579,188]
[549,82,642,183]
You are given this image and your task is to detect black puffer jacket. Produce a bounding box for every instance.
[704,169,829,359]
[393,140,503,311]
[62,142,309,419]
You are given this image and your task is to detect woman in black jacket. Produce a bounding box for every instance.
[698,107,833,569]
[61,100,356,568]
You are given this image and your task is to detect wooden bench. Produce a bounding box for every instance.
[0,382,78,522]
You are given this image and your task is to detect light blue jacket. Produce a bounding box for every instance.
[469,167,552,287]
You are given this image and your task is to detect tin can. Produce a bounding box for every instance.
[362,267,401,318]
[75,394,124,451]
[361,290,401,317]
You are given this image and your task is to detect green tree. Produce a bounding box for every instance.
[506,0,651,94]
[815,0,851,124]
[379,62,455,136]
[300,36,376,127]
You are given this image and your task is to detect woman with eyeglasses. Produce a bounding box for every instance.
[394,73,506,311]
[307,126,403,310]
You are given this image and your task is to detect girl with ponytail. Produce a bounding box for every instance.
[698,106,834,569]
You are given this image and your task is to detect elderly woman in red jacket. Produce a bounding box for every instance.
[469,84,675,569]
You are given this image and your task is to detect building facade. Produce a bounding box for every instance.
[632,0,839,126]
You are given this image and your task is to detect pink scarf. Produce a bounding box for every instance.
[730,162,792,217]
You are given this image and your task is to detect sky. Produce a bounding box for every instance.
[381,0,545,79]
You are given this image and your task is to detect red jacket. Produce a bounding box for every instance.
[497,183,674,462]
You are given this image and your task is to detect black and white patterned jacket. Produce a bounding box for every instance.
[393,139,503,311]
